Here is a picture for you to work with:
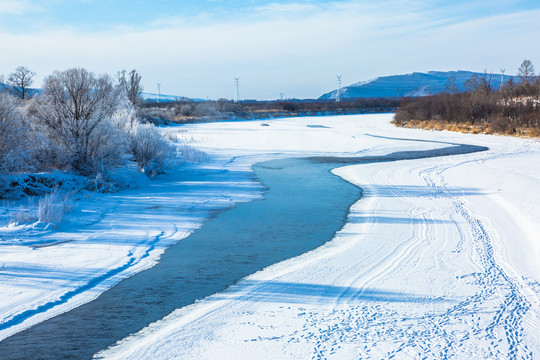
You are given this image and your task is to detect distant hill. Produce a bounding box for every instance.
[142,92,204,102]
[0,85,197,103]
[0,83,41,97]
[319,71,517,100]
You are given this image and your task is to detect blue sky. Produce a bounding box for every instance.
[1,0,539,99]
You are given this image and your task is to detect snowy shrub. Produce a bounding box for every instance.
[177,144,210,163]
[194,102,219,117]
[85,172,122,193]
[178,103,194,117]
[10,206,37,224]
[38,190,73,224]
[169,131,195,144]
[112,101,183,176]
[162,130,208,163]
[110,102,140,132]
[128,123,177,175]
[25,124,70,171]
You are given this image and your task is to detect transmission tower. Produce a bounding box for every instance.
[234,78,240,102]
[500,69,505,90]
[336,75,342,103]
[157,83,161,103]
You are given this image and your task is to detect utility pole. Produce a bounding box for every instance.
[234,78,240,102]
[500,69,505,90]
[157,83,161,103]
[336,75,342,103]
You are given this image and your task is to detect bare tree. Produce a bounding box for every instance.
[517,60,536,88]
[464,74,481,94]
[118,69,143,107]
[445,76,458,95]
[480,69,494,95]
[29,68,122,174]
[7,66,36,99]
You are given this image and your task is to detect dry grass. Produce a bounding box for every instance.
[394,119,540,139]
[38,190,74,225]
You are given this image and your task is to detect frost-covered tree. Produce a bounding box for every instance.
[29,68,125,175]
[118,69,143,107]
[7,66,36,99]
[0,93,21,172]
[0,93,32,174]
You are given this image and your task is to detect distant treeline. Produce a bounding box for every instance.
[393,60,540,137]
[141,97,401,124]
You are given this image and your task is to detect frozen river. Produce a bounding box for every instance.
[0,140,486,359]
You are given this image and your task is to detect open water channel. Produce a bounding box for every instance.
[0,140,487,359]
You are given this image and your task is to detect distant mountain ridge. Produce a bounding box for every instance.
[319,71,518,100]
[0,84,199,103]
[142,92,204,102]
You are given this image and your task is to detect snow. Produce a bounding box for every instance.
[1,114,539,359]
[319,71,518,99]
[0,155,262,341]
[350,77,379,88]
[97,114,540,359]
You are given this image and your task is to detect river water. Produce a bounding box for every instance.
[0,143,487,360]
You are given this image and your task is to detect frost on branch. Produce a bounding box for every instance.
[0,66,209,199]
[0,93,30,174]
[28,68,126,175]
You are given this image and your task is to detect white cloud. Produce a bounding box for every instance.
[0,0,41,15]
[0,1,539,99]
[255,2,321,15]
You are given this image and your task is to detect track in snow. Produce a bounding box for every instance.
[96,135,540,360]
[286,144,539,359]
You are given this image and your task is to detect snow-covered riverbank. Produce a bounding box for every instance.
[99,114,540,359]
[1,113,412,341]
[1,114,539,359]
[0,147,264,341]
